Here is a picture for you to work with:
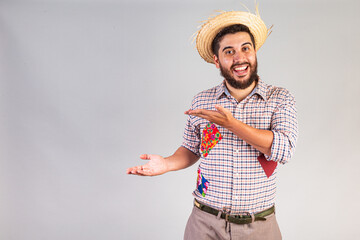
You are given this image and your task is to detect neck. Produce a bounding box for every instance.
[225,80,257,102]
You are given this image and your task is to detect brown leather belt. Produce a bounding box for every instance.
[194,199,275,224]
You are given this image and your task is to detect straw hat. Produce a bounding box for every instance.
[195,7,271,64]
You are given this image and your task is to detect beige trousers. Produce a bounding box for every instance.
[184,206,282,240]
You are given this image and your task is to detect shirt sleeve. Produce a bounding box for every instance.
[265,91,298,164]
[181,99,201,157]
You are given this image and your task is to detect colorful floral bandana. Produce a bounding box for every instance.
[200,123,222,157]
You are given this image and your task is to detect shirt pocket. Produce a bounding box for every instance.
[246,110,272,130]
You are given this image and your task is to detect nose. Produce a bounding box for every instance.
[233,51,244,63]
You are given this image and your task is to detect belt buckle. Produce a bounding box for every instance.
[222,207,231,222]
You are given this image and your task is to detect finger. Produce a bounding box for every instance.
[130,165,154,176]
[214,104,224,112]
[132,169,146,176]
[185,109,209,115]
[136,169,152,176]
[187,110,213,118]
[127,165,143,174]
[127,168,135,174]
[129,170,147,176]
[189,110,222,120]
[188,112,213,121]
[214,104,229,115]
[126,166,138,174]
[140,154,151,160]
[185,110,195,115]
[196,109,217,115]
[186,109,218,115]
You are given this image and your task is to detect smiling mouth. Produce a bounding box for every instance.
[232,65,249,76]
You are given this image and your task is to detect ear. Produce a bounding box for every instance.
[214,55,220,69]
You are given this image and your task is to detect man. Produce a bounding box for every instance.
[127,8,298,240]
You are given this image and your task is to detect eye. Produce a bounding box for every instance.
[225,49,234,55]
[242,46,250,51]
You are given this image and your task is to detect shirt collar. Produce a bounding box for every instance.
[215,81,228,99]
[251,78,267,101]
[215,78,268,101]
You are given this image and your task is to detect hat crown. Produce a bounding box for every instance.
[195,10,269,64]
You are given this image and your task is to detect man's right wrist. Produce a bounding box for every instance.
[164,156,174,172]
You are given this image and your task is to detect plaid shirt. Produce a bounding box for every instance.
[182,79,298,214]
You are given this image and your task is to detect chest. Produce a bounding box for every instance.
[214,97,274,130]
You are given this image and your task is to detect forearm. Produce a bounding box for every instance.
[185,105,273,156]
[227,118,273,156]
[165,146,200,172]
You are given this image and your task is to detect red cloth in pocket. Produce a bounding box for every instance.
[257,154,277,178]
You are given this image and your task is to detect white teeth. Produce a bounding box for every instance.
[234,66,247,71]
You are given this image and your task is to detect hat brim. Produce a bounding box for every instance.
[196,11,269,64]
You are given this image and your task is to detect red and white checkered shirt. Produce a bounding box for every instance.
[182,79,298,214]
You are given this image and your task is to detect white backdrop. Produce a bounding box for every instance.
[1,0,359,239]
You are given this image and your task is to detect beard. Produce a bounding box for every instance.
[219,58,259,89]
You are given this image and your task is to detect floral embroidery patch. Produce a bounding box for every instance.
[197,169,209,197]
[200,123,222,157]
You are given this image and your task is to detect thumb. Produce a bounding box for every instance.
[139,154,151,160]
[215,104,230,115]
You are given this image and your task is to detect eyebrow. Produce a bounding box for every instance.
[222,42,253,52]
[242,42,253,47]
[222,46,233,52]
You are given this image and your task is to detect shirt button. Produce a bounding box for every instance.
[234,196,239,200]
[234,173,240,178]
